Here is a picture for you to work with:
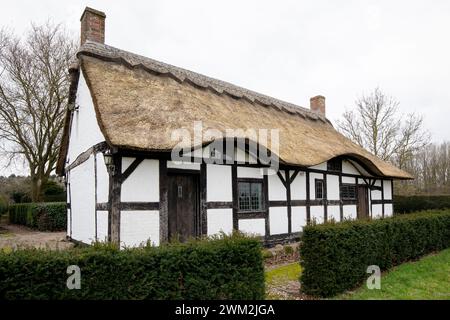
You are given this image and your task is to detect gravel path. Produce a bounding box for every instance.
[0,222,73,250]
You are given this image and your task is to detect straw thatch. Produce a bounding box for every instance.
[57,42,412,179]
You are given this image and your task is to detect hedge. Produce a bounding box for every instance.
[394,195,450,214]
[8,202,66,231]
[0,233,265,300]
[300,210,450,297]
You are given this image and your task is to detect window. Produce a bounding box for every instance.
[340,184,356,200]
[327,158,342,172]
[238,181,263,212]
[315,179,324,200]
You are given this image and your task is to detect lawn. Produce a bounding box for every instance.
[265,248,450,300]
[339,248,450,300]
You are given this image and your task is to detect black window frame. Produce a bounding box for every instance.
[315,179,324,200]
[340,183,357,200]
[237,178,265,213]
[327,158,342,173]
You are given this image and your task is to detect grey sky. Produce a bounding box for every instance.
[1,0,449,175]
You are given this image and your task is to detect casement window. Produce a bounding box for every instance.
[238,180,264,212]
[340,184,357,200]
[315,179,324,200]
[327,158,342,172]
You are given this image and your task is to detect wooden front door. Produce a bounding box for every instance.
[357,185,369,219]
[168,173,199,242]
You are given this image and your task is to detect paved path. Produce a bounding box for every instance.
[0,223,73,250]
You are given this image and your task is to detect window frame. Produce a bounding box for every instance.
[237,178,266,213]
[315,179,324,200]
[340,183,357,200]
[327,158,342,173]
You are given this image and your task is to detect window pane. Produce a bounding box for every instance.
[315,180,323,199]
[250,183,262,210]
[238,182,251,211]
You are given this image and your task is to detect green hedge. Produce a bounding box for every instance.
[8,202,66,231]
[300,210,450,297]
[0,233,265,300]
[394,195,450,214]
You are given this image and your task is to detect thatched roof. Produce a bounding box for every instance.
[57,41,412,179]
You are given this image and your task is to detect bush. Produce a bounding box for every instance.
[0,233,265,300]
[300,210,450,297]
[394,195,450,214]
[0,195,8,216]
[8,202,66,231]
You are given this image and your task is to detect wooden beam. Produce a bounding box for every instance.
[207,201,233,209]
[66,142,107,172]
[159,160,168,244]
[277,171,287,188]
[120,158,144,183]
[263,172,270,238]
[232,164,239,230]
[120,202,159,210]
[108,154,122,245]
[306,171,311,223]
[200,162,207,235]
[286,170,292,234]
[323,173,328,222]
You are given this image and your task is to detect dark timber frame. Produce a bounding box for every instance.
[65,143,396,246]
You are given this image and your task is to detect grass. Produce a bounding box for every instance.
[339,248,450,300]
[265,262,302,299]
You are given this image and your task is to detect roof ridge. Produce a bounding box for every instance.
[77,41,331,124]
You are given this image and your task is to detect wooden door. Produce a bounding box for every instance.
[357,185,369,219]
[168,173,199,242]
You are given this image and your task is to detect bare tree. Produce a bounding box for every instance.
[0,23,76,201]
[336,87,430,169]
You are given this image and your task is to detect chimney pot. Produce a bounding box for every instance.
[310,95,326,116]
[80,7,106,45]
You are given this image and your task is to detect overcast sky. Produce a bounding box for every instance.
[1,0,449,175]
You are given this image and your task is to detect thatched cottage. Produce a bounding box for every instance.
[56,7,412,247]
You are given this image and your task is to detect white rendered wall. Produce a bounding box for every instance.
[385,204,393,217]
[120,211,159,247]
[269,207,288,235]
[342,160,359,175]
[310,162,327,170]
[310,206,324,223]
[327,174,340,200]
[238,218,265,236]
[121,158,159,202]
[70,155,96,244]
[291,206,307,232]
[67,72,105,163]
[371,189,382,200]
[383,180,392,199]
[342,176,356,184]
[97,210,109,242]
[268,173,286,200]
[290,171,306,200]
[343,205,357,220]
[207,164,232,201]
[372,204,383,219]
[167,160,200,171]
[96,153,109,203]
[237,167,264,179]
[328,205,341,222]
[309,172,324,200]
[207,209,233,235]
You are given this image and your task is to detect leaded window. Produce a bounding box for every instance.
[238,181,263,212]
[340,184,357,200]
[315,179,324,200]
[327,158,342,172]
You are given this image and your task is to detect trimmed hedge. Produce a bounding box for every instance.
[0,233,265,300]
[394,195,450,214]
[300,210,450,297]
[8,202,66,231]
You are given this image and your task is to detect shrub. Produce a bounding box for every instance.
[300,210,450,297]
[8,202,66,231]
[0,195,8,216]
[0,233,265,300]
[394,195,450,214]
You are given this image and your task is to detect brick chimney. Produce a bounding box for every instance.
[80,7,106,45]
[310,95,326,116]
